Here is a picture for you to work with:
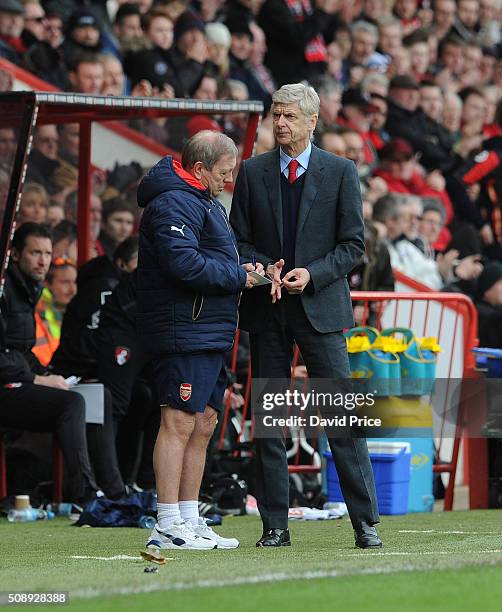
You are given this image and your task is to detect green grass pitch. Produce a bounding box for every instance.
[1,511,502,611]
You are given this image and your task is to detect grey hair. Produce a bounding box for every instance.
[181,130,238,170]
[422,197,446,224]
[314,75,342,98]
[373,193,407,222]
[361,72,389,94]
[351,20,379,40]
[377,15,402,31]
[272,83,320,117]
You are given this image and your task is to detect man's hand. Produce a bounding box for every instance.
[282,268,311,295]
[266,259,284,303]
[34,374,70,390]
[242,262,265,275]
[455,255,483,280]
[242,262,264,289]
[480,224,494,245]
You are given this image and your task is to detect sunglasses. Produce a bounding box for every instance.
[26,16,46,23]
[52,257,76,267]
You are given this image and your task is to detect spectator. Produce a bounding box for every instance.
[168,9,208,96]
[480,46,497,85]
[51,220,77,261]
[434,34,465,85]
[249,20,276,104]
[368,92,389,151]
[443,90,463,133]
[17,183,49,226]
[361,71,389,97]
[340,87,379,166]
[258,0,327,86]
[325,40,344,83]
[205,21,231,76]
[346,20,384,75]
[0,127,16,172]
[432,0,457,41]
[26,125,61,196]
[46,202,64,228]
[193,71,218,99]
[405,30,431,81]
[44,10,63,49]
[385,74,453,171]
[67,52,105,94]
[394,0,421,36]
[452,0,480,43]
[22,0,69,90]
[123,9,177,93]
[226,15,272,111]
[319,127,347,157]
[475,261,502,347]
[254,122,275,154]
[375,137,453,224]
[378,15,404,58]
[313,75,342,134]
[348,221,395,325]
[101,52,127,96]
[0,0,24,63]
[60,8,106,69]
[113,2,143,55]
[97,197,135,260]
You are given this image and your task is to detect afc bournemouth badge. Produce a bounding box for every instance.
[115,347,131,366]
[180,383,192,402]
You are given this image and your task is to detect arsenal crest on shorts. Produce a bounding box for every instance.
[115,347,131,366]
[180,383,192,401]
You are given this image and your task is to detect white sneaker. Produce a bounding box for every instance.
[192,517,240,549]
[146,520,217,551]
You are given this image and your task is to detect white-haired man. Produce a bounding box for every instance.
[230,83,382,549]
[137,130,261,550]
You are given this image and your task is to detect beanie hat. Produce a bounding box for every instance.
[174,10,205,41]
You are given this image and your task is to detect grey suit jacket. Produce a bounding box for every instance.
[229,144,364,333]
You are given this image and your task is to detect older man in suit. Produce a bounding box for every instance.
[230,83,382,549]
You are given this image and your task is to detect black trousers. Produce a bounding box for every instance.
[116,378,158,489]
[249,295,379,531]
[86,387,125,499]
[0,384,97,504]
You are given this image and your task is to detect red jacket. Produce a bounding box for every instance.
[373,168,454,250]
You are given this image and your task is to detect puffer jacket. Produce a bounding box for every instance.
[137,156,247,355]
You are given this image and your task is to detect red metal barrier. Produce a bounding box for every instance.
[219,291,484,511]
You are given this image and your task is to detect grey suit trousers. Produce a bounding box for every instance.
[250,294,380,531]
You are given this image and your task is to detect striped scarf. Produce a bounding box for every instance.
[284,0,327,63]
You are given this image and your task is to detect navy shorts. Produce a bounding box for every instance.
[152,352,227,414]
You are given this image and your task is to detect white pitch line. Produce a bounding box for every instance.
[398,530,501,535]
[71,550,502,600]
[340,549,502,557]
[70,555,142,561]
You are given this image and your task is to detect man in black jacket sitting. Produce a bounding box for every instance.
[0,223,97,506]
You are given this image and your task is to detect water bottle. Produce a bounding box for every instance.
[46,503,73,517]
[138,515,156,529]
[7,508,54,522]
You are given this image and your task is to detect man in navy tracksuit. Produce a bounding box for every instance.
[137,130,261,551]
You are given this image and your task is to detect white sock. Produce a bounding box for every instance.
[179,500,199,526]
[157,503,181,530]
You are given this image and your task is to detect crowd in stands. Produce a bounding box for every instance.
[2,0,502,504]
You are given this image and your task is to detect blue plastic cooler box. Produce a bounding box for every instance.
[325,441,411,515]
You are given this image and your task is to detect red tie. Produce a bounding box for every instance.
[288,159,299,184]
